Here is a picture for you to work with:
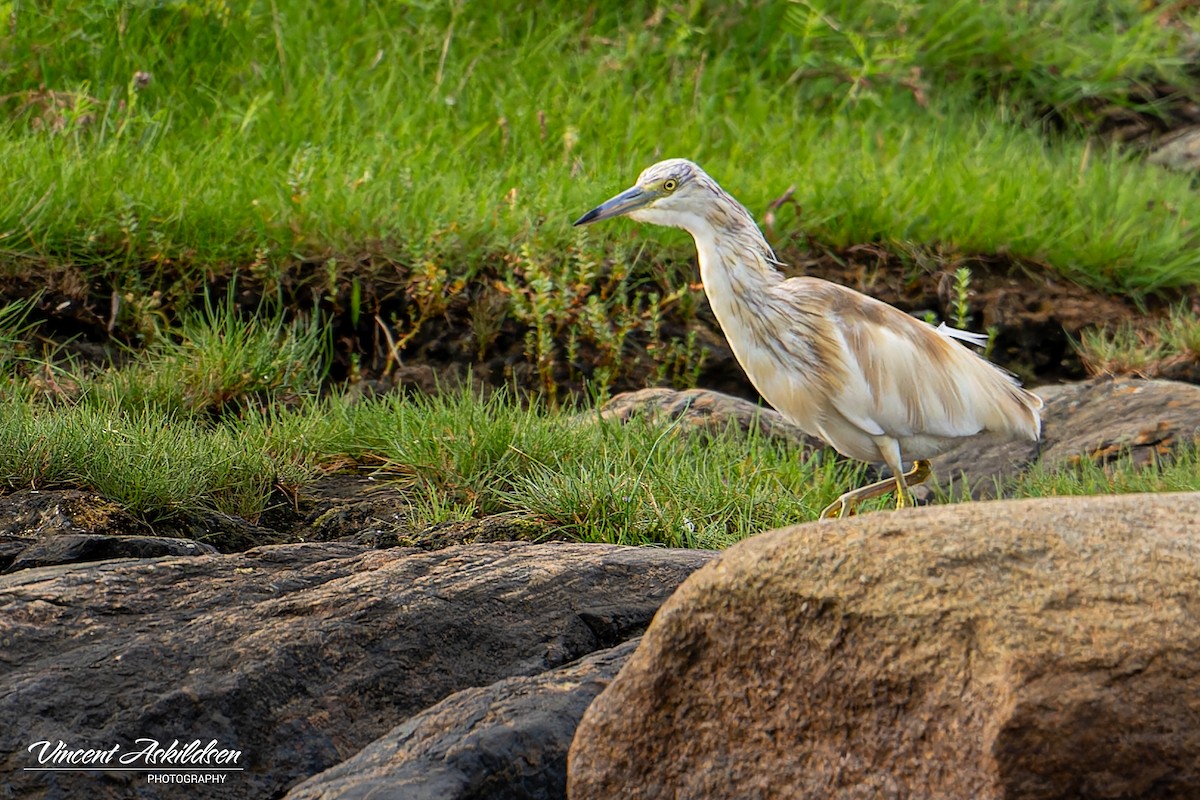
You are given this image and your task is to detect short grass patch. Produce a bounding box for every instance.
[2,355,1196,544]
[0,376,863,544]
[287,385,861,546]
[0,397,282,520]
[1006,445,1200,498]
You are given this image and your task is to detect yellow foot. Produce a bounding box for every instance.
[819,496,856,520]
[821,459,934,520]
[905,459,933,487]
[893,459,933,510]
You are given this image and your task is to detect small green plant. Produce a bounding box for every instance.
[503,234,703,402]
[407,485,478,529]
[917,267,994,349]
[467,285,510,361]
[950,266,973,330]
[1,85,100,136]
[396,257,467,351]
[651,328,707,390]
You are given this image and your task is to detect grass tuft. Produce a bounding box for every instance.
[1075,302,1200,377]
[0,398,279,521]
[86,286,330,417]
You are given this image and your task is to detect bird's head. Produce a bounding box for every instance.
[573,158,715,232]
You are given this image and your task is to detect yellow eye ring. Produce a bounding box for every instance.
[663,179,678,192]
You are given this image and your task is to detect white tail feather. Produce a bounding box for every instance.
[935,322,989,348]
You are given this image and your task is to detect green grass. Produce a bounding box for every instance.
[1074,301,1200,377]
[3,361,1196,546]
[0,398,282,520]
[0,381,862,546]
[2,0,1199,303]
[1008,445,1200,497]
[0,296,38,374]
[2,1,1199,549]
[0,300,858,546]
[3,297,1196,544]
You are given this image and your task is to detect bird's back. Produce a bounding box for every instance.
[795,278,1041,458]
[711,275,1041,463]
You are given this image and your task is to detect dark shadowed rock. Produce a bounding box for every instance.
[1148,124,1200,172]
[0,534,33,568]
[568,493,1200,800]
[5,532,217,572]
[0,489,145,539]
[257,474,553,549]
[0,541,712,799]
[0,487,281,560]
[264,473,416,544]
[287,639,639,800]
[400,514,554,550]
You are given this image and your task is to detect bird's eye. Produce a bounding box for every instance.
[663,179,678,192]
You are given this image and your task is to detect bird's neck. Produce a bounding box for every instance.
[689,191,783,292]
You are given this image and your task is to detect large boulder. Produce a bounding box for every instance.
[0,541,712,799]
[568,493,1200,800]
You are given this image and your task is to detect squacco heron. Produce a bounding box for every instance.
[574,159,1043,519]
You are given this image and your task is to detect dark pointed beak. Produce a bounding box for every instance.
[573,185,652,226]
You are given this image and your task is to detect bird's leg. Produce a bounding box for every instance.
[819,459,934,520]
[891,459,931,509]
